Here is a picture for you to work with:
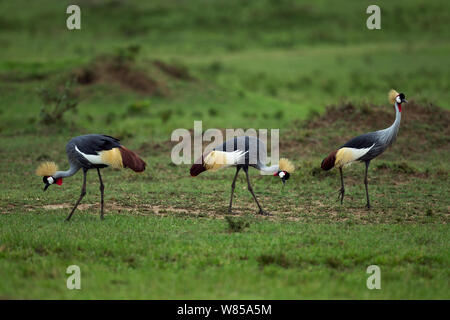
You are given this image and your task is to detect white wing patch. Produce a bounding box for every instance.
[226,150,248,165]
[75,145,103,165]
[349,144,374,160]
[335,144,374,168]
[204,150,248,171]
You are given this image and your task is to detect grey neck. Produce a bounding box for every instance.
[258,164,279,175]
[378,102,402,146]
[53,163,80,179]
[389,102,402,134]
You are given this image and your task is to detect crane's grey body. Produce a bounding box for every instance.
[342,106,401,162]
[214,136,279,174]
[212,136,281,215]
[54,134,121,179]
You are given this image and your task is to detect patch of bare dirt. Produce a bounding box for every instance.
[25,202,202,215]
[23,200,298,220]
[12,199,447,224]
[153,60,194,80]
[74,56,168,95]
[0,72,49,82]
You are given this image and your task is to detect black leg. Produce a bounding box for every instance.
[244,168,268,215]
[338,167,345,205]
[228,167,241,214]
[364,161,371,209]
[65,168,87,221]
[97,168,105,220]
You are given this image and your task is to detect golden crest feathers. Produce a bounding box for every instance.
[388,89,399,104]
[279,158,295,173]
[35,162,58,177]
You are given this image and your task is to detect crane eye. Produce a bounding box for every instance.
[47,177,54,184]
[278,171,286,178]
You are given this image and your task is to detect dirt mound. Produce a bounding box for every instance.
[282,101,450,161]
[74,56,167,95]
[153,60,194,80]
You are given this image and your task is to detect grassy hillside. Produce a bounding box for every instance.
[0,0,448,299]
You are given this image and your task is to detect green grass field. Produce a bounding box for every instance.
[0,0,449,299]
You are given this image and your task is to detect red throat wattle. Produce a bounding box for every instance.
[396,96,402,112]
[55,178,63,185]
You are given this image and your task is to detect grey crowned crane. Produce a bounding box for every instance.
[35,134,146,221]
[190,136,295,215]
[321,89,407,208]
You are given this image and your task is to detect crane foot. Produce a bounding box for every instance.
[258,210,271,216]
[337,188,345,204]
[227,208,236,215]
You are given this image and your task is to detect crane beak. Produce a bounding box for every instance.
[402,99,408,103]
[43,183,50,191]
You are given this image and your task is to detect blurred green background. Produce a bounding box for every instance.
[0,0,449,138]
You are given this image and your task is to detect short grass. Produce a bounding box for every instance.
[0,0,449,299]
[0,215,448,299]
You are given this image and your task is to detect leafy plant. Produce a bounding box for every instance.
[225,216,250,233]
[37,80,79,126]
[208,108,218,117]
[256,253,293,268]
[159,110,173,123]
[113,45,141,67]
[127,100,151,115]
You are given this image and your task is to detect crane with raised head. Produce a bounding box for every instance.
[190,135,295,215]
[321,89,407,208]
[36,134,146,221]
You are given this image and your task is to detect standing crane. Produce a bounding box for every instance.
[190,136,295,215]
[321,89,407,208]
[35,134,146,221]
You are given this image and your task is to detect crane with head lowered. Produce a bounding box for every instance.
[36,134,146,221]
[190,135,295,215]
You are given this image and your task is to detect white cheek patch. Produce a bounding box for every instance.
[278,171,285,178]
[396,96,402,103]
[47,177,54,184]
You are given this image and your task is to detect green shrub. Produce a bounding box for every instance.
[127,100,151,115]
[37,80,78,126]
[225,216,250,233]
[160,110,173,123]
